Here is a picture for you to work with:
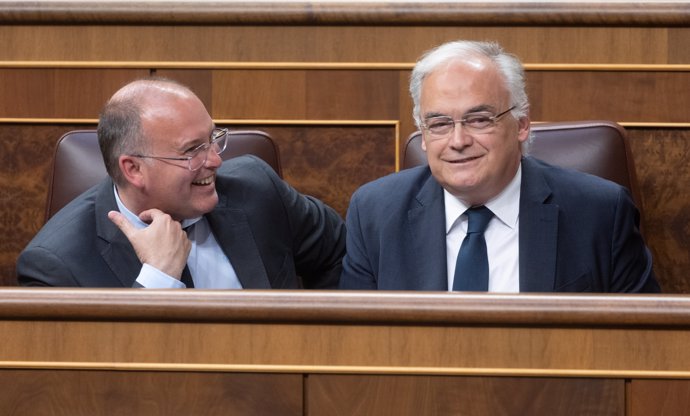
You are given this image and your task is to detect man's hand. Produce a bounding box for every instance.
[108,209,191,279]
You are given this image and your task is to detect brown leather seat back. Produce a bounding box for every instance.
[402,120,641,207]
[46,129,282,220]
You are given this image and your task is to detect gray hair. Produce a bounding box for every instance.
[409,40,532,149]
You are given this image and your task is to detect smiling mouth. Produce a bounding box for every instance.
[192,174,215,186]
[449,155,483,164]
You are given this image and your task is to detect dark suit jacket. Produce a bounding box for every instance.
[17,156,346,289]
[340,156,660,293]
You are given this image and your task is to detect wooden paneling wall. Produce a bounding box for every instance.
[0,1,689,290]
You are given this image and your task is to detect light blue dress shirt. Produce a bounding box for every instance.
[114,187,242,289]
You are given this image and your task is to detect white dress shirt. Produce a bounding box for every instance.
[114,187,242,289]
[445,165,521,292]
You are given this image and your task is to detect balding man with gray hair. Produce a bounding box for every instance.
[18,77,345,289]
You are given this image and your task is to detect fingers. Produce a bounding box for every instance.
[137,208,167,225]
[108,210,137,239]
[108,209,190,279]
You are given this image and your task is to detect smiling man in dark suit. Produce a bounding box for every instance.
[18,78,345,289]
[340,40,659,293]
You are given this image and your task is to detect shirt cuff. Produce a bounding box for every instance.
[135,263,187,289]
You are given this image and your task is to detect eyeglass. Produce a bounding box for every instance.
[130,128,229,171]
[422,105,516,138]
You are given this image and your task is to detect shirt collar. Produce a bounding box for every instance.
[444,163,522,234]
[113,186,202,230]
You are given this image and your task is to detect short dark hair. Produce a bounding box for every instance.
[97,99,144,186]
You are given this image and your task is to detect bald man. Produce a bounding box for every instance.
[18,78,345,289]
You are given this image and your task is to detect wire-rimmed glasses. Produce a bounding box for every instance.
[422,106,516,139]
[130,128,229,171]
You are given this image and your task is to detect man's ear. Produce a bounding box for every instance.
[118,155,146,188]
[517,115,531,144]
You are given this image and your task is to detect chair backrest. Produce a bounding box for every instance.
[402,120,641,207]
[45,129,282,220]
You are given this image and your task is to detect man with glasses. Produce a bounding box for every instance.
[18,78,346,289]
[340,40,659,293]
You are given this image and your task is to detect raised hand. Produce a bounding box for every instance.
[108,209,191,279]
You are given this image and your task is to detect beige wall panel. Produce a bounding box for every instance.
[162,68,690,133]
[171,69,402,121]
[305,70,401,120]
[0,68,148,118]
[2,68,687,124]
[669,28,690,64]
[399,70,415,126]
[157,69,214,109]
[205,69,309,119]
[0,25,682,64]
[309,375,623,416]
[527,71,690,123]
[0,369,302,416]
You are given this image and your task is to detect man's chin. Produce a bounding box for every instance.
[185,195,219,218]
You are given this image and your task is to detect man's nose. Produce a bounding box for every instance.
[448,122,473,147]
[204,148,223,168]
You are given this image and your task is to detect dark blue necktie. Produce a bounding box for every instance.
[453,206,493,291]
[181,224,195,288]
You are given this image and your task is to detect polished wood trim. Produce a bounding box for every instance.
[0,288,688,327]
[1,61,690,72]
[0,118,398,125]
[3,361,690,380]
[216,119,399,126]
[0,1,688,26]
[0,61,415,70]
[5,119,688,130]
[0,118,98,124]
[527,64,690,72]
[620,122,690,128]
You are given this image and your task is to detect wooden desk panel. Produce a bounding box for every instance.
[308,375,624,416]
[0,369,302,416]
[630,379,690,416]
[2,289,690,415]
[2,289,690,373]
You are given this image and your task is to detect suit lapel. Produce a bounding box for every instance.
[405,173,448,290]
[206,196,271,289]
[519,157,559,292]
[94,181,143,287]
[94,179,270,289]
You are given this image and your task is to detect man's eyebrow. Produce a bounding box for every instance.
[423,111,451,119]
[465,104,496,114]
[423,104,498,120]
[175,133,209,152]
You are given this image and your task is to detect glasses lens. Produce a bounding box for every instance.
[188,149,207,171]
[426,118,455,136]
[212,130,228,155]
[187,129,228,170]
[463,114,494,131]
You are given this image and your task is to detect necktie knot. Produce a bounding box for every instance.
[466,206,493,234]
